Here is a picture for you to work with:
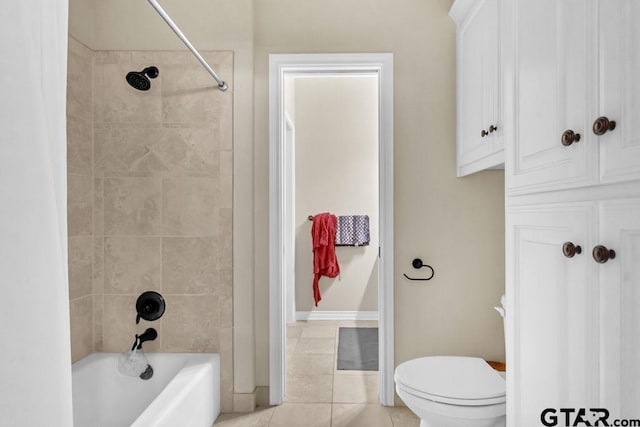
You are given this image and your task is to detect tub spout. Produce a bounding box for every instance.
[131,328,158,351]
[139,364,154,380]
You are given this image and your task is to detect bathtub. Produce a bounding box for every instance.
[72,353,220,427]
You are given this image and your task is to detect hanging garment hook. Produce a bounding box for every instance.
[403,258,435,281]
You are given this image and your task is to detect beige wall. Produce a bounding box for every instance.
[69,0,506,404]
[253,0,505,387]
[294,76,379,312]
[68,0,95,48]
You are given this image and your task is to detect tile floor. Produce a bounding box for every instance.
[214,320,419,427]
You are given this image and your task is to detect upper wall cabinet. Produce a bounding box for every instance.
[450,0,504,177]
[504,0,640,195]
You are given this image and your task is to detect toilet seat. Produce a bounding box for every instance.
[394,356,506,406]
[396,381,505,406]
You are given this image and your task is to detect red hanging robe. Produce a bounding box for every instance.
[311,213,340,306]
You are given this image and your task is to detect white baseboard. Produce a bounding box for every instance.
[295,311,379,321]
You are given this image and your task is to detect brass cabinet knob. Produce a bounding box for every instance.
[561,130,581,146]
[562,242,582,258]
[592,245,616,263]
[593,116,616,135]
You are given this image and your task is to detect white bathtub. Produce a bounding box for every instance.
[72,353,220,427]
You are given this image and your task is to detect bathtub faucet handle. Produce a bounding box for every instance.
[133,328,158,350]
[135,291,166,324]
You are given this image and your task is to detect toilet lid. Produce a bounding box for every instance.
[394,356,505,404]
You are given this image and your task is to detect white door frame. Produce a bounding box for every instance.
[283,113,296,325]
[268,53,395,406]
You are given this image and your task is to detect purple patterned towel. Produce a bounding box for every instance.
[335,215,370,246]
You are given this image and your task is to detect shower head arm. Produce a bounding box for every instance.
[146,0,228,91]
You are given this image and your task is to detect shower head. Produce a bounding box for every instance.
[125,66,159,91]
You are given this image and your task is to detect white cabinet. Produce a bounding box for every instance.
[598,1,640,184]
[501,0,640,424]
[507,199,640,424]
[505,0,594,193]
[506,204,598,425]
[598,199,640,418]
[450,0,504,177]
[505,0,640,194]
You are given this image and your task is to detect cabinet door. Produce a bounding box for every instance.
[506,204,598,425]
[506,0,596,193]
[598,0,640,184]
[458,3,493,170]
[599,199,640,418]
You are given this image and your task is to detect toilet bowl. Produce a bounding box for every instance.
[394,356,506,427]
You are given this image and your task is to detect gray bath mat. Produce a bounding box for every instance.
[337,327,378,371]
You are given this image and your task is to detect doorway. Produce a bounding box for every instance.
[268,53,394,406]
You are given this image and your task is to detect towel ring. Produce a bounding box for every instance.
[403,258,435,281]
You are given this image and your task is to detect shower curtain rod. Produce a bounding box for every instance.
[146,0,228,91]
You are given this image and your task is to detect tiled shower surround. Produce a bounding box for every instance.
[66,37,234,411]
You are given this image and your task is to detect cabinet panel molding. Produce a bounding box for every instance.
[506,0,597,193]
[598,199,640,418]
[506,204,599,425]
[451,0,505,177]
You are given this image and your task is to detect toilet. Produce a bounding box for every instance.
[394,356,506,427]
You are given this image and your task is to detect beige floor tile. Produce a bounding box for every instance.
[387,407,420,427]
[283,320,383,407]
[213,407,275,427]
[355,320,379,327]
[287,323,305,339]
[300,325,337,339]
[331,404,393,427]
[333,374,378,403]
[269,403,331,427]
[288,353,335,376]
[335,368,379,376]
[287,337,299,354]
[286,338,298,368]
[330,320,379,328]
[295,337,336,355]
[285,375,333,403]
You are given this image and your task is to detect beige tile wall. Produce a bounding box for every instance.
[66,36,234,412]
[68,37,95,363]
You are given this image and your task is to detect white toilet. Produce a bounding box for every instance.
[394,356,506,427]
